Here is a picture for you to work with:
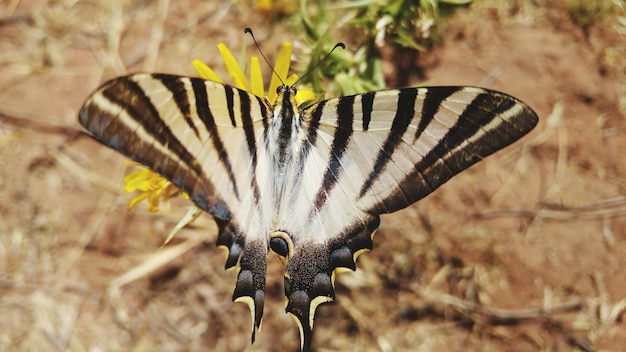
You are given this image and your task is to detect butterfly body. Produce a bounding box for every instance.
[79,73,538,351]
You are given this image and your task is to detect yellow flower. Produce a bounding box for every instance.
[192,41,316,105]
[254,0,273,12]
[124,41,314,212]
[253,0,295,14]
[123,163,182,212]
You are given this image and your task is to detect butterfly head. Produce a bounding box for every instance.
[274,85,299,109]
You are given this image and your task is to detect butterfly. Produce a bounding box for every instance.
[79,72,538,351]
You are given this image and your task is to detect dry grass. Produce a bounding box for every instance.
[1,0,626,351]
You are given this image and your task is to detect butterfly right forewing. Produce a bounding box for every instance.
[302,86,538,216]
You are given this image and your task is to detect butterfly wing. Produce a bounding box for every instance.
[282,86,538,347]
[312,86,538,214]
[79,73,272,339]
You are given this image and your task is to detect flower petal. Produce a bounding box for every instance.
[192,59,224,83]
[127,192,150,211]
[123,164,182,212]
[123,169,152,192]
[147,188,165,212]
[254,0,272,11]
[218,43,249,91]
[250,56,264,98]
[295,89,316,105]
[268,42,292,103]
[285,73,298,86]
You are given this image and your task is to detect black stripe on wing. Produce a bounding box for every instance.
[371,88,538,214]
[259,95,269,141]
[312,96,355,211]
[238,89,261,205]
[412,91,514,188]
[358,88,418,198]
[413,86,460,142]
[360,91,375,130]
[97,77,203,177]
[290,100,326,198]
[78,75,235,218]
[298,99,326,166]
[153,74,201,139]
[190,79,241,200]
[225,86,237,127]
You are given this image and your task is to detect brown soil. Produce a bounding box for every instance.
[1,1,625,351]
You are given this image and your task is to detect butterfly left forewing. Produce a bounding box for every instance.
[80,73,265,211]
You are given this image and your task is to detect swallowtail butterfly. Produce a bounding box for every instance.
[79,68,537,350]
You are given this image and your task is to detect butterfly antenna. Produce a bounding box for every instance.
[244,27,285,86]
[294,42,345,86]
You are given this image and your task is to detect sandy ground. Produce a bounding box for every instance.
[1,1,625,351]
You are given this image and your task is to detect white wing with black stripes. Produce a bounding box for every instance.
[79,73,538,351]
